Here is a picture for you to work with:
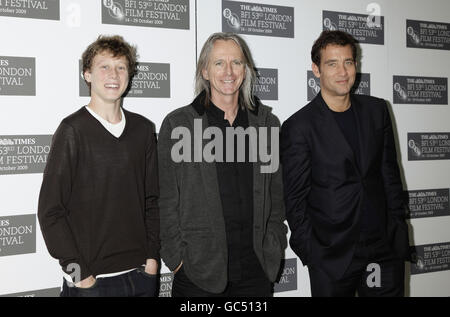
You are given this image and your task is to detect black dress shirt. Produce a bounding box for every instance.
[205,102,265,281]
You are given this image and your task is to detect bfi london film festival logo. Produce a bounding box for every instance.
[393,75,448,105]
[170,120,280,174]
[253,68,278,101]
[102,0,190,30]
[0,288,61,297]
[407,24,421,46]
[408,189,450,219]
[79,60,170,98]
[408,136,422,159]
[159,272,173,297]
[0,135,51,175]
[0,0,60,20]
[222,0,294,38]
[323,3,384,45]
[102,0,125,21]
[307,71,370,101]
[270,259,382,292]
[407,19,450,51]
[0,214,36,257]
[408,133,450,161]
[393,81,408,102]
[223,6,240,31]
[274,258,297,293]
[0,56,35,96]
[307,71,321,101]
[411,242,450,275]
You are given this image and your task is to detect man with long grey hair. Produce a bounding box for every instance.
[158,32,287,296]
[194,33,257,111]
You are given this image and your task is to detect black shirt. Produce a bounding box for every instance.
[205,102,265,281]
[331,106,381,238]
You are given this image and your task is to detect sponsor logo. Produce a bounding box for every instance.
[411,242,450,275]
[253,68,278,100]
[274,258,297,292]
[0,56,35,96]
[408,189,450,219]
[0,135,51,175]
[323,8,384,45]
[0,0,60,20]
[0,288,61,297]
[101,0,189,30]
[407,19,450,50]
[0,214,36,257]
[222,0,294,38]
[159,272,173,297]
[393,75,448,105]
[408,133,450,161]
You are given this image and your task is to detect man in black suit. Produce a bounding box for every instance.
[281,31,410,297]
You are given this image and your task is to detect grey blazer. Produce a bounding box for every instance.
[158,95,287,293]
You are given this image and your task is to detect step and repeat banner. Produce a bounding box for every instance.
[0,0,449,297]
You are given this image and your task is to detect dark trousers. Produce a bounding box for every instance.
[61,268,158,297]
[309,238,405,297]
[172,266,273,297]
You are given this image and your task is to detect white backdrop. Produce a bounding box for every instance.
[0,0,449,297]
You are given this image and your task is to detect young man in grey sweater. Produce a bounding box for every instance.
[38,35,160,297]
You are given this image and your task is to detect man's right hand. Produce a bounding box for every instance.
[75,275,96,288]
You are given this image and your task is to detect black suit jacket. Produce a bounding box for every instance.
[281,93,410,280]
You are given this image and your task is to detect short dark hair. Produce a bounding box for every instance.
[311,30,357,67]
[82,35,138,80]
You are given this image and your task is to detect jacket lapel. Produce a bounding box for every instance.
[247,106,265,230]
[350,95,372,175]
[187,104,226,232]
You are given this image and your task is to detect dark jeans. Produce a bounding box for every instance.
[172,266,273,297]
[309,237,405,297]
[61,268,158,297]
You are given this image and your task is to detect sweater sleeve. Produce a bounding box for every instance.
[145,123,161,261]
[37,121,92,281]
